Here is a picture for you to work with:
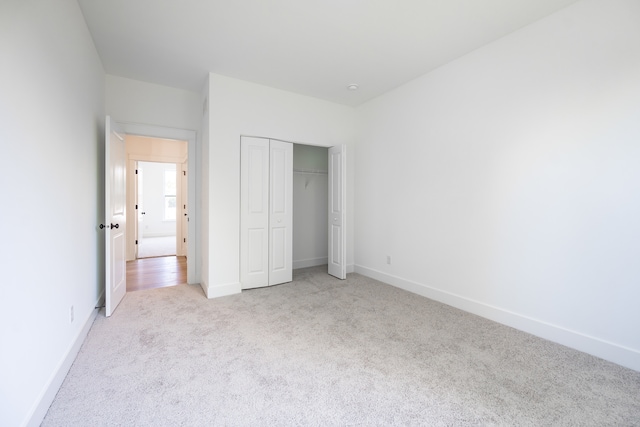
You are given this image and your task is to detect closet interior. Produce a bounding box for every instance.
[293,144,329,270]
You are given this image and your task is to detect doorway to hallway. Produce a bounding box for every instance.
[105,118,197,315]
[126,139,188,292]
[137,236,176,258]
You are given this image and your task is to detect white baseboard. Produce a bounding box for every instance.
[293,257,328,269]
[354,265,640,372]
[26,293,103,427]
[202,280,241,299]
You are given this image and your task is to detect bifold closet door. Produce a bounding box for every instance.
[268,140,293,285]
[240,137,292,289]
[328,144,346,280]
[240,137,269,289]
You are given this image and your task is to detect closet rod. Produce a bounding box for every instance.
[293,168,327,175]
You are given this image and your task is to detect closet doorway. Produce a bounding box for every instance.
[292,144,329,270]
[293,143,347,279]
[240,136,346,290]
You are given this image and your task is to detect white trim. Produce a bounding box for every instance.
[26,294,103,427]
[293,257,328,270]
[354,265,640,372]
[202,281,241,299]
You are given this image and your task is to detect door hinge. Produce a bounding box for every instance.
[135,240,138,245]
[135,169,138,174]
[184,238,186,243]
[135,204,138,209]
[183,204,186,209]
[183,171,186,176]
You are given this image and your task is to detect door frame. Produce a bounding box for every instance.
[118,122,198,285]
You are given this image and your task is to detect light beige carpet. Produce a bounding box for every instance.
[43,266,640,425]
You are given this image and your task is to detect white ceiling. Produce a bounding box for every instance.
[78,0,580,106]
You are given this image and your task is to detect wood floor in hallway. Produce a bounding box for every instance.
[126,256,187,292]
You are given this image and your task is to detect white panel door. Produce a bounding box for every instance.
[105,116,127,316]
[328,145,346,279]
[268,140,293,286]
[240,137,270,289]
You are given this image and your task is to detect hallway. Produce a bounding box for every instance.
[137,236,177,258]
[126,256,187,292]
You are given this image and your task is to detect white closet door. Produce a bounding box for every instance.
[328,144,346,279]
[268,140,293,286]
[240,137,270,289]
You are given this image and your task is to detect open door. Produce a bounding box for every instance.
[328,145,346,279]
[105,116,127,316]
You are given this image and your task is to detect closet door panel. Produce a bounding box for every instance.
[248,229,266,273]
[328,145,346,279]
[269,140,293,286]
[271,227,286,271]
[241,137,270,289]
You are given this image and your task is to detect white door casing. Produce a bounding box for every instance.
[105,116,127,316]
[268,140,293,286]
[125,159,138,261]
[240,137,293,289]
[178,161,188,257]
[133,161,139,260]
[328,144,346,280]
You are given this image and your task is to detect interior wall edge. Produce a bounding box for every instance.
[354,264,640,373]
[199,280,208,297]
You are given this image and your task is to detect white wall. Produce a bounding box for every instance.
[355,0,640,371]
[0,1,105,425]
[106,75,202,131]
[204,73,355,297]
[293,145,329,269]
